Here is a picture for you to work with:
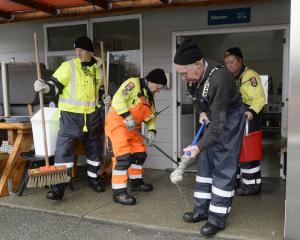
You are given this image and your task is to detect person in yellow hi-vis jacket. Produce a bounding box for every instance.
[105,69,167,205]
[224,47,266,196]
[34,36,111,200]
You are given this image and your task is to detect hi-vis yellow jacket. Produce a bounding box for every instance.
[109,77,156,132]
[53,57,104,114]
[238,67,266,114]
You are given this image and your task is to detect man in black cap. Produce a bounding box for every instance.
[34,35,111,200]
[105,68,167,205]
[174,38,245,236]
[224,47,266,196]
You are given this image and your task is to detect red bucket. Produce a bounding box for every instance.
[240,130,263,162]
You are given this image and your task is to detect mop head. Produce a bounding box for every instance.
[27,165,70,188]
[170,154,193,184]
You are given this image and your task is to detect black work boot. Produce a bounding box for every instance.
[88,177,105,192]
[236,184,261,196]
[183,209,208,223]
[130,179,153,192]
[200,221,224,236]
[46,183,66,200]
[113,192,136,205]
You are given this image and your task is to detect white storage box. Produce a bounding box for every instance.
[31,107,60,156]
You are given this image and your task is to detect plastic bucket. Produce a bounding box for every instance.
[240,130,263,162]
[31,107,60,156]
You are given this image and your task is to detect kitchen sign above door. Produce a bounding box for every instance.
[208,8,251,25]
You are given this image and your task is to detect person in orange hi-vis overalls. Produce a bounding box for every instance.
[105,68,167,205]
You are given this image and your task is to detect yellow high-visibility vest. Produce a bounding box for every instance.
[238,67,266,114]
[112,77,156,131]
[53,57,104,114]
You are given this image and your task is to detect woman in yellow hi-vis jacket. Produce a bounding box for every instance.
[105,69,167,205]
[224,47,266,196]
[34,36,111,200]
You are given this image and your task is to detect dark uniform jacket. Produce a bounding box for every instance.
[189,59,242,150]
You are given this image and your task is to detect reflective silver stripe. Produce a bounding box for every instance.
[87,159,100,167]
[212,186,234,198]
[130,164,143,169]
[194,191,211,199]
[240,166,261,174]
[112,183,127,189]
[55,162,74,168]
[237,174,240,179]
[196,176,212,184]
[69,60,76,97]
[59,98,96,107]
[129,174,142,179]
[209,204,229,214]
[113,170,127,176]
[242,178,262,185]
[87,171,97,178]
[116,107,130,114]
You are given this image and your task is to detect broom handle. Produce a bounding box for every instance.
[34,32,49,166]
[100,41,108,157]
[100,41,108,96]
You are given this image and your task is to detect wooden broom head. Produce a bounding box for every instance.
[27,165,70,188]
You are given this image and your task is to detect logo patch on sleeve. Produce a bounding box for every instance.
[250,77,258,87]
[121,82,135,96]
[125,82,135,91]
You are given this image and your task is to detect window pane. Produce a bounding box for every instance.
[48,55,75,71]
[93,18,140,95]
[47,24,87,51]
[93,19,140,55]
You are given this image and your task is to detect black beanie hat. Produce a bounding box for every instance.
[224,47,243,59]
[74,36,94,52]
[174,38,204,65]
[146,68,167,85]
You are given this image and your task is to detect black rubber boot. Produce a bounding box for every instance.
[46,183,66,200]
[200,222,224,236]
[183,210,208,223]
[236,184,261,196]
[88,177,105,193]
[130,179,153,192]
[113,192,136,205]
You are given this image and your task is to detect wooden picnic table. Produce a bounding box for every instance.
[0,121,33,197]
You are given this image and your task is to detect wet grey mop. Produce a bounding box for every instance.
[170,121,206,184]
[27,33,70,188]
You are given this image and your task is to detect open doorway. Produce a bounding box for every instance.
[172,25,289,180]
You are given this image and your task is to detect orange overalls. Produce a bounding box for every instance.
[105,77,156,196]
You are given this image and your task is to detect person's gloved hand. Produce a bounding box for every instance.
[34,79,50,93]
[124,115,135,131]
[147,131,156,146]
[183,145,200,159]
[199,112,210,125]
[245,111,253,121]
[102,94,111,106]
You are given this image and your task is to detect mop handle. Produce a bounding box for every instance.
[185,121,206,157]
[245,119,249,136]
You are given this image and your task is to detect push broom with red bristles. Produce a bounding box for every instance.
[27,33,70,188]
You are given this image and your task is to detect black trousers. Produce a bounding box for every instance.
[238,105,262,191]
[54,109,103,178]
[193,104,245,228]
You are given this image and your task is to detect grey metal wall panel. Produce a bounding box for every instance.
[0,22,44,62]
[144,142,173,169]
[285,0,300,239]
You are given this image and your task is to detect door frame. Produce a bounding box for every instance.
[171,24,290,167]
